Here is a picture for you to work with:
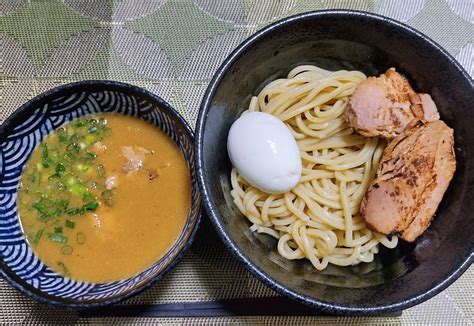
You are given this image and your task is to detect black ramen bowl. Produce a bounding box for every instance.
[196,10,473,314]
[0,81,201,308]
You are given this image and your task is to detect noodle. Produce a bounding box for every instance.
[230,65,398,270]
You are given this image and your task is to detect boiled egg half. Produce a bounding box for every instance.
[227,111,302,194]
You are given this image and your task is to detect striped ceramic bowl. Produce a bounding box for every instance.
[0,81,201,308]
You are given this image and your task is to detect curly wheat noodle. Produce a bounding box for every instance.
[230,66,398,270]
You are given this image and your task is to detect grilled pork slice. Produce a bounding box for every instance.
[346,68,439,139]
[409,93,440,122]
[360,120,456,241]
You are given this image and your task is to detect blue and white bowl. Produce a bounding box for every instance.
[0,81,201,308]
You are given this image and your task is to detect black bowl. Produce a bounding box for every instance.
[196,10,473,314]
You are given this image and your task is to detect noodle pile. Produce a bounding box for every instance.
[230,65,398,270]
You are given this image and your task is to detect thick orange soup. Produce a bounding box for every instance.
[18,113,190,283]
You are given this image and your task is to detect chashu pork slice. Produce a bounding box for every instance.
[345,68,439,139]
[360,120,456,242]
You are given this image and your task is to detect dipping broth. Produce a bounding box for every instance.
[18,113,191,283]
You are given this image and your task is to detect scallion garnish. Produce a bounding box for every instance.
[20,115,114,263]
[48,233,68,244]
[48,173,60,181]
[85,151,96,160]
[32,229,44,245]
[54,208,63,217]
[85,134,96,145]
[70,183,87,196]
[55,163,66,175]
[59,134,68,142]
[55,199,69,209]
[57,261,70,276]
[65,220,75,229]
[97,164,105,177]
[61,245,73,255]
[101,189,113,206]
[75,120,87,128]
[32,202,51,216]
[82,192,95,202]
[66,207,80,216]
[41,144,52,168]
[40,197,54,208]
[76,232,86,244]
[84,201,98,211]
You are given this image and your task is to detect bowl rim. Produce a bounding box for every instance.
[0,80,202,309]
[195,9,474,315]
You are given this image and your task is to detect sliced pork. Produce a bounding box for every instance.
[360,120,456,242]
[346,68,439,139]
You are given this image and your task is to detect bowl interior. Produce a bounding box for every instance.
[198,11,473,311]
[0,81,201,307]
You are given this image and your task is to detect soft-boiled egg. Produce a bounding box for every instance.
[227,111,302,194]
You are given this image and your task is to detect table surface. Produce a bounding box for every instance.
[0,0,473,324]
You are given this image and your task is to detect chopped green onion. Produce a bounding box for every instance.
[76,232,86,244]
[48,233,68,244]
[32,202,51,216]
[65,152,76,161]
[97,164,105,177]
[57,261,70,276]
[59,134,68,143]
[54,226,63,234]
[66,176,76,186]
[75,120,87,128]
[61,245,73,255]
[66,207,80,215]
[65,220,75,229]
[89,119,98,125]
[55,199,69,209]
[41,144,52,168]
[70,134,80,143]
[99,118,107,125]
[38,214,51,222]
[54,208,63,217]
[101,189,113,206]
[84,201,98,211]
[32,229,44,245]
[82,192,95,202]
[50,150,59,161]
[85,151,96,160]
[85,134,96,145]
[66,143,80,154]
[41,144,48,158]
[88,126,98,134]
[40,197,54,208]
[48,174,60,181]
[55,163,66,174]
[70,183,87,196]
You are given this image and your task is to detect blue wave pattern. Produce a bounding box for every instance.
[0,90,199,301]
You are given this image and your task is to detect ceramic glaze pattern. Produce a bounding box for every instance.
[0,82,200,304]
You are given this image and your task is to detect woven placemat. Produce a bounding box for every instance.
[1,0,473,324]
